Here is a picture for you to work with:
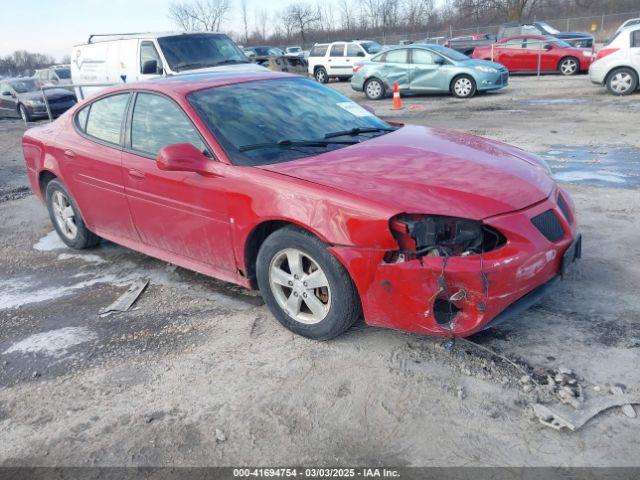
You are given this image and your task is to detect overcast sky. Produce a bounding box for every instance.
[0,0,305,60]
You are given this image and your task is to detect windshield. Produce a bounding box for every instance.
[360,41,382,54]
[427,45,470,61]
[188,78,392,166]
[538,22,560,34]
[158,34,248,72]
[9,79,39,93]
[54,68,71,79]
[545,35,572,48]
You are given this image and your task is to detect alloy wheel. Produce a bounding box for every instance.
[610,72,633,94]
[52,190,78,240]
[366,80,383,99]
[19,105,28,122]
[560,59,578,75]
[268,248,331,325]
[315,69,326,83]
[454,78,473,97]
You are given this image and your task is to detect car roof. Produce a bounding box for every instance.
[500,34,548,41]
[76,31,226,46]
[94,71,296,97]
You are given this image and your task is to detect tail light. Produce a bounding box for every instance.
[353,64,364,74]
[596,48,619,60]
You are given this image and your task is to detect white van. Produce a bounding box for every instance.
[71,31,264,97]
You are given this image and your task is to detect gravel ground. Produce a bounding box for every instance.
[0,74,639,467]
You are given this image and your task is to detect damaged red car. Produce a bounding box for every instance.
[22,71,581,340]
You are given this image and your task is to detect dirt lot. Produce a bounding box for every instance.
[0,74,639,467]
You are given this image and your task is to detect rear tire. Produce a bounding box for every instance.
[314,67,328,83]
[45,179,100,249]
[558,57,579,76]
[256,226,361,340]
[364,78,386,100]
[606,67,638,96]
[451,75,477,98]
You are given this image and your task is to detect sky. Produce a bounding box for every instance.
[0,0,303,60]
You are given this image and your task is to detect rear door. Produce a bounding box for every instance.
[327,43,348,76]
[377,49,410,90]
[121,91,235,272]
[409,48,444,92]
[56,92,139,241]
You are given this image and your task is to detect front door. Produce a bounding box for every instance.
[409,48,445,92]
[494,38,525,71]
[57,92,139,241]
[327,43,349,76]
[121,92,235,272]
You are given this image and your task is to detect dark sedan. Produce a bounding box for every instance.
[0,78,76,122]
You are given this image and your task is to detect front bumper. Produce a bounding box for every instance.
[330,186,579,337]
[588,61,607,85]
[477,70,509,91]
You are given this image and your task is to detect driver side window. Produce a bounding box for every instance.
[140,42,163,74]
[412,49,438,65]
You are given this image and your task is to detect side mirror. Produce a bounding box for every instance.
[357,51,365,57]
[434,56,445,65]
[142,59,161,75]
[544,44,553,51]
[157,143,212,175]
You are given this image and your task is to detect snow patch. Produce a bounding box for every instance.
[34,231,67,251]
[553,170,627,185]
[3,327,97,358]
[58,253,106,264]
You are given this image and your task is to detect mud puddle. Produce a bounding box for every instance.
[542,144,640,188]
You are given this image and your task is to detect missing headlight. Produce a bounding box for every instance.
[387,214,505,260]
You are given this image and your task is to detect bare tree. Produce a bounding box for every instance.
[241,0,250,44]
[0,50,56,77]
[168,0,231,31]
[338,0,354,32]
[283,3,321,44]
[404,0,434,30]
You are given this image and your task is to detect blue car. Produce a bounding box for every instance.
[351,44,509,99]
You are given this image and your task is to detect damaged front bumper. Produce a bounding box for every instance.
[330,187,580,337]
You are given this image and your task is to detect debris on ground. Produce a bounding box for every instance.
[611,386,637,418]
[99,279,149,317]
[533,394,640,431]
[215,428,227,443]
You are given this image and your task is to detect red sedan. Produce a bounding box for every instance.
[472,35,593,75]
[22,71,581,340]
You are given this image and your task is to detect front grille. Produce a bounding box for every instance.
[531,210,565,242]
[557,194,572,224]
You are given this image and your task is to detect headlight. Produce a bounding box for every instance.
[387,214,505,260]
[475,66,498,74]
[26,98,44,106]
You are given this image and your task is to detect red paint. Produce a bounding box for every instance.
[472,35,593,73]
[22,72,578,337]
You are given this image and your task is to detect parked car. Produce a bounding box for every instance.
[284,46,304,58]
[614,18,640,36]
[498,21,593,48]
[308,40,383,83]
[21,71,580,340]
[590,25,640,95]
[352,44,508,99]
[0,77,76,121]
[71,32,263,97]
[445,34,497,55]
[34,65,72,87]
[244,46,285,66]
[472,35,593,75]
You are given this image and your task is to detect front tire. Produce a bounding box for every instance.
[45,179,100,249]
[364,78,385,100]
[18,104,32,122]
[451,75,476,98]
[559,57,579,76]
[314,67,328,83]
[606,67,638,96]
[256,227,361,340]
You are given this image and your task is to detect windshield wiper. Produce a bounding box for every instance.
[324,126,397,139]
[239,139,358,152]
[216,59,250,65]
[175,62,212,72]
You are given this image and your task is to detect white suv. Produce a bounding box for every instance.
[589,25,640,95]
[307,40,383,83]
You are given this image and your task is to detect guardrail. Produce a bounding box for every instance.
[39,83,117,122]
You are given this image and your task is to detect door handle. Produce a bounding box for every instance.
[64,149,76,158]
[128,168,145,179]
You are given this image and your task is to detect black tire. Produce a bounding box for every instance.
[314,67,328,83]
[256,226,361,340]
[606,67,638,96]
[558,57,579,76]
[45,179,100,249]
[451,75,477,98]
[18,104,32,122]
[364,78,386,100]
[338,76,350,82]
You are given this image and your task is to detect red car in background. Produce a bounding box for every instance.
[472,35,593,75]
[22,71,580,341]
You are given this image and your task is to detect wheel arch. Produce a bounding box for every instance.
[558,55,579,70]
[449,72,476,93]
[604,65,639,85]
[38,170,58,195]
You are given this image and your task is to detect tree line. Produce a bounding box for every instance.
[0,51,71,78]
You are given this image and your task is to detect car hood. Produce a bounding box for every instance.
[457,58,506,70]
[18,88,74,101]
[259,125,554,220]
[555,32,593,39]
[179,63,268,74]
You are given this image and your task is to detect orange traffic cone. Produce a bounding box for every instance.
[392,82,403,110]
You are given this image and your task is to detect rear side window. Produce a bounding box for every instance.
[131,93,205,157]
[632,30,640,48]
[330,44,345,57]
[309,45,327,57]
[84,94,130,145]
